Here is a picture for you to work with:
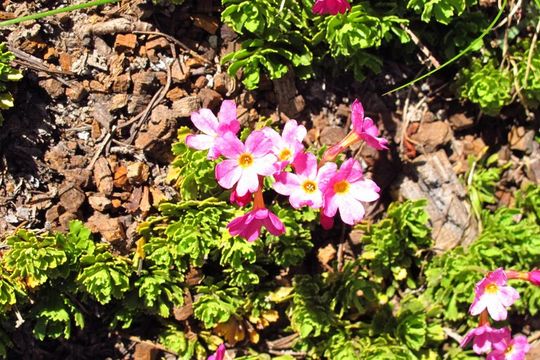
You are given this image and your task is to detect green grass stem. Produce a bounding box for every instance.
[383,0,508,96]
[0,0,121,28]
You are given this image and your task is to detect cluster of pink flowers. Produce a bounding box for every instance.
[186,99,387,242]
[312,0,351,15]
[461,268,540,359]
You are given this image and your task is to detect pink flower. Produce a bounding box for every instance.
[486,335,530,360]
[469,268,520,321]
[227,208,285,242]
[262,120,306,172]
[528,269,540,286]
[321,99,387,163]
[215,131,277,196]
[273,152,336,209]
[321,158,380,226]
[208,343,226,360]
[460,325,511,354]
[230,188,252,207]
[351,99,388,150]
[312,0,351,15]
[186,100,240,159]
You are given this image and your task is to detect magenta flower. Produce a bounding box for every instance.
[229,188,252,207]
[528,269,540,286]
[215,131,277,196]
[460,325,511,354]
[273,152,336,209]
[227,208,285,242]
[321,158,380,226]
[469,268,520,321]
[312,0,351,15]
[186,100,240,159]
[351,99,388,150]
[262,120,306,172]
[486,335,530,360]
[207,343,226,360]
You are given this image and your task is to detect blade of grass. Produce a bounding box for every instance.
[383,0,508,96]
[0,0,121,28]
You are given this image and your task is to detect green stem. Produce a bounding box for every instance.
[383,0,508,96]
[0,0,121,28]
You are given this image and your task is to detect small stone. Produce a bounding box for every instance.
[113,73,131,93]
[133,342,159,360]
[213,72,234,96]
[193,75,208,89]
[86,212,125,243]
[509,126,535,153]
[171,59,190,83]
[39,78,64,98]
[127,94,151,114]
[172,96,201,117]
[166,87,187,101]
[410,121,452,153]
[93,157,114,195]
[145,37,169,50]
[45,205,64,223]
[88,193,112,212]
[109,93,128,112]
[127,162,150,185]
[66,83,87,102]
[59,185,86,213]
[449,113,475,130]
[114,33,137,51]
[58,52,72,72]
[113,165,129,188]
[132,71,156,95]
[89,80,108,93]
[198,88,222,110]
[320,126,346,146]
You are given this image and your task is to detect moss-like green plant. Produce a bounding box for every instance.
[457,59,512,115]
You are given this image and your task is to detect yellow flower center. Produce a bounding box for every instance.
[485,283,499,294]
[302,180,317,194]
[505,345,514,354]
[238,153,254,168]
[333,180,350,194]
[279,148,292,161]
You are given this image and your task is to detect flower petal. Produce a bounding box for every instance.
[216,159,242,190]
[245,130,272,157]
[236,169,259,196]
[215,132,245,159]
[185,134,214,151]
[217,100,240,135]
[191,109,218,135]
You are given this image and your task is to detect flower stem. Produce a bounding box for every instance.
[0,0,121,27]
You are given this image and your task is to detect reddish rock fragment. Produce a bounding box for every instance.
[86,212,126,243]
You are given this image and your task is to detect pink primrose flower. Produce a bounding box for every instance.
[351,99,388,150]
[321,99,387,163]
[486,335,530,360]
[528,269,540,286]
[186,100,240,159]
[215,131,277,197]
[321,158,380,226]
[230,187,253,207]
[207,343,226,360]
[460,325,511,354]
[262,120,307,172]
[312,0,351,15]
[469,268,520,321]
[273,152,336,209]
[227,208,285,242]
